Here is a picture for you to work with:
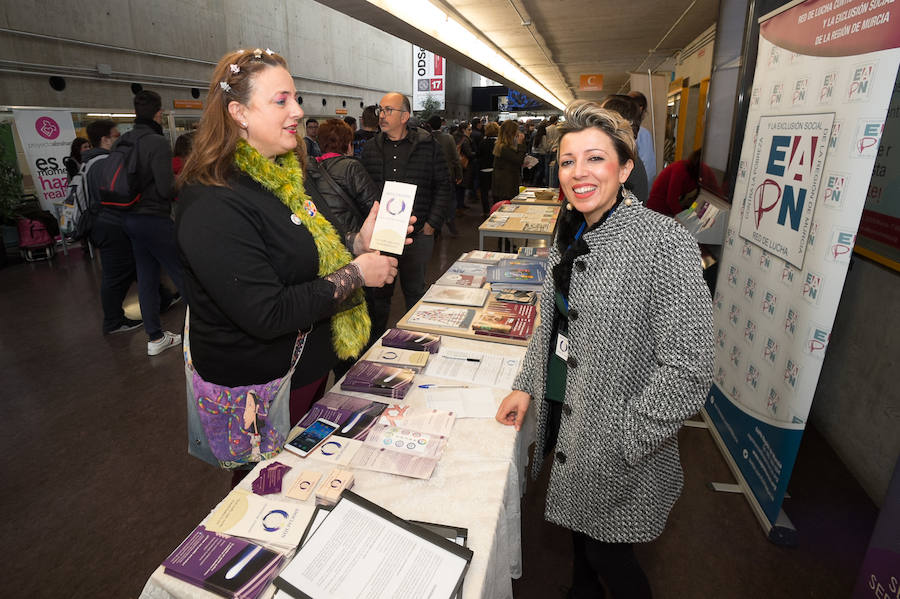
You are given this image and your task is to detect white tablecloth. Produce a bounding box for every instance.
[140,334,535,599]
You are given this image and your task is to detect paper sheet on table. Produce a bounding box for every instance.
[349,444,439,479]
[276,494,468,599]
[424,349,521,389]
[425,387,498,418]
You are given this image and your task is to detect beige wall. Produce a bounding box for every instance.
[674,24,716,85]
[0,0,414,114]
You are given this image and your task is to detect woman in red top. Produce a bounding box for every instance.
[646,149,720,216]
[171,132,194,176]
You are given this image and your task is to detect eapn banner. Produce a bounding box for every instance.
[706,0,900,527]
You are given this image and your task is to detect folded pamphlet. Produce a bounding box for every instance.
[381,328,441,353]
[162,525,283,599]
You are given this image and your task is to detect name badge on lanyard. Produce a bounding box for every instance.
[555,332,569,361]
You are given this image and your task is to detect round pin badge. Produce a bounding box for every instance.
[290,214,302,226]
[304,200,317,217]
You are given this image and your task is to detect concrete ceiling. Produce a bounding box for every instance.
[315,0,721,108]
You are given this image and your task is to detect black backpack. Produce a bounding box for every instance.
[96,128,153,209]
[63,154,108,240]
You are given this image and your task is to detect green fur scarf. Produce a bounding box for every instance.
[233,139,369,359]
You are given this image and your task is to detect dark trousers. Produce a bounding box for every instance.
[478,171,493,215]
[364,230,435,333]
[397,230,434,310]
[533,155,547,187]
[570,533,653,599]
[364,285,393,348]
[455,184,467,209]
[91,219,137,333]
[122,213,184,340]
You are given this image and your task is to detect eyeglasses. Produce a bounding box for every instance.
[376,105,407,116]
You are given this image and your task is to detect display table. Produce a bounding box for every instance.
[395,294,538,348]
[139,334,535,599]
[510,187,561,206]
[478,204,560,250]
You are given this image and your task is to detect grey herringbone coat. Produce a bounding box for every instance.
[513,199,714,542]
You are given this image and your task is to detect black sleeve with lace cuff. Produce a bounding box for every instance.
[325,261,365,305]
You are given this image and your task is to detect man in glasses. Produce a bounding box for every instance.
[360,92,452,342]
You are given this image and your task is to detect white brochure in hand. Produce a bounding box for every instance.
[369,181,417,255]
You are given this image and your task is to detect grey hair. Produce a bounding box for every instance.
[557,100,636,165]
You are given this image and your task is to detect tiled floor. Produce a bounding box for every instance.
[0,203,876,598]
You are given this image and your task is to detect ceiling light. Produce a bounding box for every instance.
[365,0,569,110]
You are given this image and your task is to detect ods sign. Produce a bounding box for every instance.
[739,113,835,269]
[412,45,445,111]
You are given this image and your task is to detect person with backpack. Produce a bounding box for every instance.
[80,119,146,334]
[113,90,185,355]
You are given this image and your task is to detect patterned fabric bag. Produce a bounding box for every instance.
[183,307,306,469]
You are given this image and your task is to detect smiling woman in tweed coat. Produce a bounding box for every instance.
[496,101,714,599]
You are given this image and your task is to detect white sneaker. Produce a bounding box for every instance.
[147,330,182,356]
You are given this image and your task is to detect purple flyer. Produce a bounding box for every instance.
[297,392,387,441]
[853,456,900,599]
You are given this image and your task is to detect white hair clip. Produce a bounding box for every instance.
[265,48,274,55]
[229,64,240,74]
[220,81,232,93]
[253,48,263,59]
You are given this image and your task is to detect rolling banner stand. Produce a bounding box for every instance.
[12,109,77,212]
[703,0,900,544]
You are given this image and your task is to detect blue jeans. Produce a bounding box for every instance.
[122,213,184,340]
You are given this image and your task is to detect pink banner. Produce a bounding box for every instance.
[762,0,900,57]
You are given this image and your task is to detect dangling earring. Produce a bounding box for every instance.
[621,182,633,205]
[241,122,248,128]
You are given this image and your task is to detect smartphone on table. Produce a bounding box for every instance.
[284,418,340,458]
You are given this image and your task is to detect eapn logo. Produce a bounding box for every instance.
[847,63,875,102]
[751,133,821,232]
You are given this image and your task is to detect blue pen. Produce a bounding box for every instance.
[418,384,470,389]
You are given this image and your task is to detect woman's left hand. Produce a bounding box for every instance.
[496,390,531,431]
[354,201,417,255]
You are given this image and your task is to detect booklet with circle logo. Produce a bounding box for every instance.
[370,181,416,255]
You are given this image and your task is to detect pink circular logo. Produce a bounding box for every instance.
[35,116,61,140]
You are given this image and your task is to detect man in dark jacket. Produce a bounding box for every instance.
[360,92,452,326]
[82,119,144,335]
[429,115,462,236]
[119,90,184,356]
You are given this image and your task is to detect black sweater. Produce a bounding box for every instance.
[359,127,452,232]
[176,173,345,388]
[127,120,176,218]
